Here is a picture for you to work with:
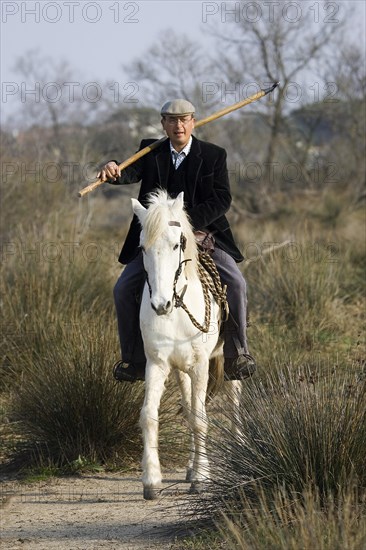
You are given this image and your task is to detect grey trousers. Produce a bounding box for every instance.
[113,247,249,364]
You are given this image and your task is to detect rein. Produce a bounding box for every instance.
[172,227,229,333]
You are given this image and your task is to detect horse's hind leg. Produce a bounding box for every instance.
[174,370,195,482]
[223,380,242,435]
[140,362,169,500]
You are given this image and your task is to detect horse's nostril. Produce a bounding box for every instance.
[151,303,167,316]
[151,300,172,316]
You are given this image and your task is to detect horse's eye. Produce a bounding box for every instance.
[141,246,145,253]
[173,244,179,251]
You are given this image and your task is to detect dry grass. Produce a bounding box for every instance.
[0,176,364,549]
[220,487,366,550]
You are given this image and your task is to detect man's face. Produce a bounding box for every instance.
[161,115,195,151]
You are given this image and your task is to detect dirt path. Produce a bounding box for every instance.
[0,469,195,549]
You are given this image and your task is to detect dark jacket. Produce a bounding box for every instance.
[111,135,244,264]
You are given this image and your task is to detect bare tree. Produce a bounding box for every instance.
[123,30,217,118]
[11,50,110,161]
[323,44,366,200]
[206,0,347,180]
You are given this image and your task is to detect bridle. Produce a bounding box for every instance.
[170,221,217,334]
[144,220,190,302]
[172,229,190,307]
[144,220,227,333]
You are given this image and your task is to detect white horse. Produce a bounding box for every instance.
[132,190,230,500]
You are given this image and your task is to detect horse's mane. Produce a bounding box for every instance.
[143,190,198,277]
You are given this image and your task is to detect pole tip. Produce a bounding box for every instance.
[263,82,280,94]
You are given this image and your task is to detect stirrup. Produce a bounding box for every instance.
[224,354,257,380]
[113,361,140,383]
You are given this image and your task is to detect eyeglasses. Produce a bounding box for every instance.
[163,115,194,125]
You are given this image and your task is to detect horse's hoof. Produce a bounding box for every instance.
[185,468,194,483]
[189,481,206,494]
[143,486,160,500]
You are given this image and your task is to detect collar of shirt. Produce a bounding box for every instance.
[169,136,193,161]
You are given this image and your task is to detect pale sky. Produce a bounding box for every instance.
[1,1,208,80]
[1,1,210,119]
[1,0,365,125]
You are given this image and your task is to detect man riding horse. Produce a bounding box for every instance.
[98,99,257,382]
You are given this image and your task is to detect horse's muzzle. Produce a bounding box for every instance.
[151,301,172,316]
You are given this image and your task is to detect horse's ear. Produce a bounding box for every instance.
[174,192,184,211]
[131,198,147,223]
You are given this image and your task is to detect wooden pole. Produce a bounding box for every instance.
[78,83,279,197]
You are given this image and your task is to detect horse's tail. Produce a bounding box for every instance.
[206,354,224,402]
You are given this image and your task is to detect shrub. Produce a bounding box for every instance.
[220,487,366,550]
[202,366,365,518]
[9,315,146,467]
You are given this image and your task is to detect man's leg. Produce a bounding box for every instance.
[210,247,256,378]
[113,252,146,380]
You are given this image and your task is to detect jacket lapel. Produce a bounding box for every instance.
[186,136,203,203]
[155,139,171,189]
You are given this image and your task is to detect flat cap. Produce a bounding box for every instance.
[161,99,195,116]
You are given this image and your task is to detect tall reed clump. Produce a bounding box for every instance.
[201,367,365,519]
[10,316,147,467]
[219,487,366,550]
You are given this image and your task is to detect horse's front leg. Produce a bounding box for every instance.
[189,362,210,493]
[140,361,170,500]
[174,370,195,482]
